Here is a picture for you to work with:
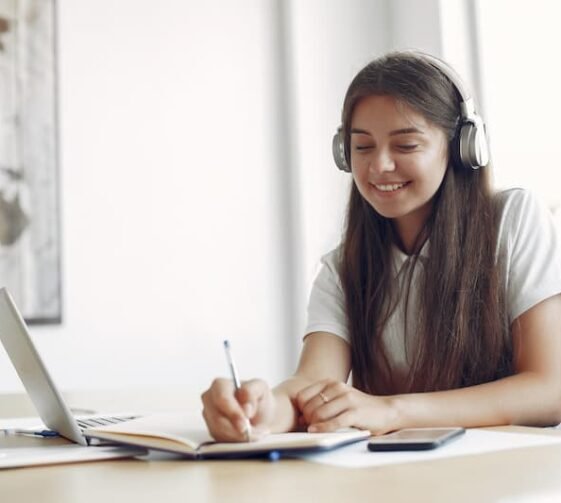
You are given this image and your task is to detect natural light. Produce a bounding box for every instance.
[476,0,561,214]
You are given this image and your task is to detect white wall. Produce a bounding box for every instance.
[2,0,289,394]
[290,0,444,297]
[286,0,391,342]
[476,0,561,208]
[0,0,446,399]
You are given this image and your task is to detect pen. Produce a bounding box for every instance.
[2,428,60,438]
[223,339,252,442]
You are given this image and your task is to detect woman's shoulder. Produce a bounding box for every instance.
[493,189,561,322]
[319,244,344,269]
[311,245,345,289]
[494,187,550,233]
[494,187,561,262]
[494,187,537,211]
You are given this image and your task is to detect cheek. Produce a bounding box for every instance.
[413,154,448,189]
[350,161,366,182]
[352,170,371,197]
[430,157,449,187]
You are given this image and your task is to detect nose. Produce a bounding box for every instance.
[369,149,395,175]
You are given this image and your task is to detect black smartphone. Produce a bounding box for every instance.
[367,427,465,452]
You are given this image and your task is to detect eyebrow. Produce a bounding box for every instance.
[350,127,424,136]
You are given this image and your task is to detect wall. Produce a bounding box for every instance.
[286,0,391,350]
[290,0,444,303]
[2,0,288,394]
[476,0,561,209]
[0,0,444,399]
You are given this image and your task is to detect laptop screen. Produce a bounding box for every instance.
[0,288,86,445]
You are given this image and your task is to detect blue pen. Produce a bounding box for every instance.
[3,429,60,438]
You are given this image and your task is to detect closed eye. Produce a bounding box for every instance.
[397,144,419,152]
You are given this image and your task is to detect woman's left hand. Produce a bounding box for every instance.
[295,379,397,435]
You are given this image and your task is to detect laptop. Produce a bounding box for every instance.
[0,287,137,446]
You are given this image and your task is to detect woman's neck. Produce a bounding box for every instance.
[392,205,432,255]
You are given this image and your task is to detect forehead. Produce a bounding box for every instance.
[351,94,430,131]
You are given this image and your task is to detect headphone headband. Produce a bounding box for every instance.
[413,52,472,106]
[333,51,489,172]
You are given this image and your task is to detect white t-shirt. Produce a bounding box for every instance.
[305,189,561,376]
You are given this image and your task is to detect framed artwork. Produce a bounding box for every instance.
[0,0,61,324]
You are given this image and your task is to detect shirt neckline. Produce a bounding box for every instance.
[391,241,429,278]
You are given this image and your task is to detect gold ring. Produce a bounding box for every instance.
[319,392,329,404]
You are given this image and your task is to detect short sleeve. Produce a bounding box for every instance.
[500,189,561,322]
[304,249,349,342]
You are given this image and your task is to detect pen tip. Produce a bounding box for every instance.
[223,339,230,349]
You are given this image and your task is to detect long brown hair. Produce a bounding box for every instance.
[339,52,512,394]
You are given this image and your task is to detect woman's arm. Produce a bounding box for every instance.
[299,294,561,434]
[392,294,561,429]
[269,332,351,433]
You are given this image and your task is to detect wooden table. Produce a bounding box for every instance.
[2,391,561,502]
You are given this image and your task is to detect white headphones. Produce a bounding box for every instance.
[332,52,489,173]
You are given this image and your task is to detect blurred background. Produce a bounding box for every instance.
[1,0,560,403]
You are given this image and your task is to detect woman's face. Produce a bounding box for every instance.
[350,94,448,246]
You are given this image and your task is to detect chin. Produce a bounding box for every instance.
[369,203,409,220]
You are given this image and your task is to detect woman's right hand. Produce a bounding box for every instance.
[201,378,276,442]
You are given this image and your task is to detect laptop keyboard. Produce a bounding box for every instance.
[76,416,138,430]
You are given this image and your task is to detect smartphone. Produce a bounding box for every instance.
[367,427,465,452]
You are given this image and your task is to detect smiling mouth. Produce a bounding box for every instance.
[372,182,410,192]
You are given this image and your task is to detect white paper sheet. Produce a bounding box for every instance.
[0,444,144,469]
[0,415,145,469]
[295,429,561,468]
[0,417,45,431]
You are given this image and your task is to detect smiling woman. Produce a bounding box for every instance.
[335,51,511,396]
[201,51,561,442]
[349,95,448,251]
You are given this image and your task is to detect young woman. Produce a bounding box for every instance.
[201,51,561,441]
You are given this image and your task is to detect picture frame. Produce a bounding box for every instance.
[0,0,61,324]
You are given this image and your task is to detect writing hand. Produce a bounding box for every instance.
[201,378,275,442]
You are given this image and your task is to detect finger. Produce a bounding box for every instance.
[299,395,327,424]
[299,382,347,423]
[205,378,249,433]
[202,407,237,441]
[247,424,270,441]
[295,379,332,410]
[308,410,355,433]
[202,408,247,442]
[236,379,269,418]
[301,387,353,425]
[304,395,348,425]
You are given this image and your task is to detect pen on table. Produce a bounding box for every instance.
[1,428,60,438]
[223,339,252,442]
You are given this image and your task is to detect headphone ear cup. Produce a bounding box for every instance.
[332,129,351,172]
[459,122,489,169]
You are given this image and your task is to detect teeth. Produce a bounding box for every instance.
[375,183,406,192]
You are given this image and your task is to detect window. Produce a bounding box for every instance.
[476,0,561,215]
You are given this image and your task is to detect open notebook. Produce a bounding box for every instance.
[83,413,371,459]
